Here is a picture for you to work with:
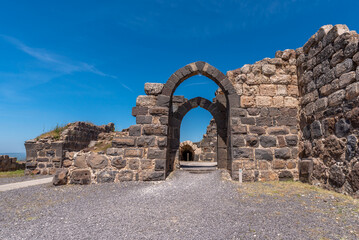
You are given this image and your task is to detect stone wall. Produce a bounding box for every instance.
[198,119,217,162]
[297,24,359,196]
[25,122,114,175]
[0,155,25,172]
[228,49,300,181]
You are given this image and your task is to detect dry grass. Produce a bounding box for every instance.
[36,124,69,140]
[237,180,359,209]
[0,169,25,178]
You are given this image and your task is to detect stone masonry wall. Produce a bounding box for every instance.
[0,155,25,172]
[228,49,300,181]
[198,119,217,162]
[297,24,359,196]
[25,122,114,175]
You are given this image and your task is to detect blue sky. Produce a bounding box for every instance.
[1,0,359,153]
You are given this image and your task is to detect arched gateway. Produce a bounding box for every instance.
[158,61,239,175]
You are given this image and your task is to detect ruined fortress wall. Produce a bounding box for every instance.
[228,50,300,181]
[297,24,359,194]
[0,155,25,172]
[198,119,217,162]
[25,122,113,175]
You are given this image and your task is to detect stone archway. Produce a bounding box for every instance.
[179,141,197,161]
[155,61,239,175]
[170,97,227,170]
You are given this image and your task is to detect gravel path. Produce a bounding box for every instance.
[0,170,358,240]
[0,175,51,185]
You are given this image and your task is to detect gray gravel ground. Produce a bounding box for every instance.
[0,175,51,185]
[0,170,358,240]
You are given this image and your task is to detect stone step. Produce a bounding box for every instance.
[179,161,217,172]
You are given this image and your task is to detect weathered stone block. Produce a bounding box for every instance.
[278,171,293,181]
[155,159,166,171]
[335,118,351,138]
[147,149,166,159]
[272,159,286,169]
[52,169,68,186]
[256,96,272,107]
[232,135,245,147]
[142,171,165,181]
[136,136,156,147]
[285,135,298,146]
[143,125,167,136]
[345,82,359,100]
[248,126,265,135]
[335,58,353,77]
[241,96,255,107]
[140,159,153,170]
[112,137,136,147]
[118,170,133,181]
[233,148,253,159]
[70,169,91,185]
[245,135,258,147]
[87,154,108,169]
[275,148,291,159]
[128,159,139,170]
[111,157,126,169]
[255,149,273,161]
[129,125,142,136]
[136,115,152,124]
[97,170,118,183]
[260,136,276,148]
[136,95,157,106]
[124,149,143,158]
[74,155,88,168]
[144,83,164,96]
[149,107,168,116]
[310,120,322,139]
[267,127,289,135]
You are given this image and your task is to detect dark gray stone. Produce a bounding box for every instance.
[329,165,346,188]
[233,148,253,159]
[147,149,166,159]
[285,135,298,146]
[259,136,276,148]
[279,171,293,181]
[111,157,126,169]
[70,169,91,185]
[255,149,273,161]
[136,136,156,147]
[97,170,118,183]
[155,159,166,170]
[310,120,322,139]
[136,116,152,124]
[118,170,133,181]
[275,148,291,159]
[129,125,142,136]
[232,135,245,147]
[142,171,165,181]
[335,118,351,138]
[346,135,357,161]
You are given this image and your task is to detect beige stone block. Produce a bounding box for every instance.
[241,96,255,107]
[346,82,359,100]
[284,97,299,108]
[256,96,272,107]
[287,85,299,96]
[243,160,256,170]
[286,161,296,169]
[243,83,258,96]
[262,64,276,76]
[272,159,286,169]
[270,74,291,84]
[328,89,345,106]
[259,84,276,96]
[259,160,269,170]
[276,85,287,95]
[272,96,284,107]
